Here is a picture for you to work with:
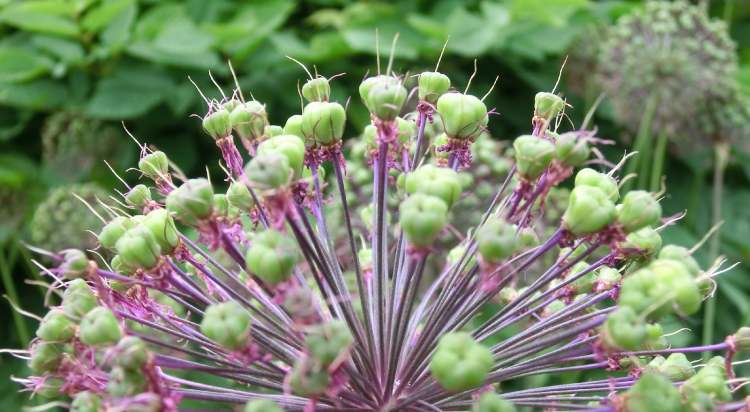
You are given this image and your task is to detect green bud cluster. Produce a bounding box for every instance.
[429,332,493,392]
[245,230,298,285]
[200,300,252,350]
[436,92,488,141]
[230,100,268,142]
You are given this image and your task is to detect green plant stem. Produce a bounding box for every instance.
[702,142,729,360]
[686,171,706,228]
[623,95,658,193]
[649,131,668,192]
[0,246,31,345]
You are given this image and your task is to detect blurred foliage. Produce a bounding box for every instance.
[0,0,749,409]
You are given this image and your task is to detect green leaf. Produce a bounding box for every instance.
[339,2,422,59]
[0,45,53,82]
[509,0,589,27]
[85,64,173,119]
[30,35,85,65]
[81,0,133,33]
[0,78,67,110]
[0,1,79,37]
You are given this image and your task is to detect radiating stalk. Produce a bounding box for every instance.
[649,131,668,192]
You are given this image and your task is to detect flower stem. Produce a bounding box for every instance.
[0,246,30,345]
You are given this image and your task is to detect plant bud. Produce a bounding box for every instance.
[36,309,75,342]
[622,226,662,257]
[230,101,267,142]
[430,332,493,392]
[142,209,179,253]
[245,151,293,190]
[682,357,731,401]
[471,392,516,412]
[289,358,329,397]
[108,365,148,397]
[399,194,449,248]
[436,92,488,141]
[256,134,306,179]
[283,114,304,138]
[477,218,519,264]
[113,336,149,370]
[418,71,451,104]
[265,124,283,137]
[555,132,590,167]
[534,92,564,122]
[562,186,616,236]
[513,135,556,179]
[301,101,346,146]
[227,181,255,211]
[245,230,298,285]
[200,300,252,350]
[624,372,682,412]
[99,216,134,250]
[79,306,122,346]
[617,190,662,232]
[305,319,353,367]
[202,108,232,140]
[165,178,214,225]
[650,258,701,316]
[126,184,151,208]
[658,353,695,381]
[658,245,701,276]
[302,77,331,102]
[115,226,162,270]
[360,75,408,121]
[404,164,463,208]
[58,248,89,279]
[733,327,750,352]
[138,151,169,180]
[62,279,97,319]
[574,168,619,201]
[70,391,102,412]
[28,341,68,372]
[601,306,647,350]
[244,400,283,412]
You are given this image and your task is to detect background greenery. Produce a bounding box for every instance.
[0,0,748,409]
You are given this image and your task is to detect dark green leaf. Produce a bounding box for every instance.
[0,45,53,82]
[0,78,67,109]
[0,1,79,37]
[85,64,173,119]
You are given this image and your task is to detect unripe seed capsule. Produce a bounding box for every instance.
[534,92,565,122]
[429,331,493,392]
[58,248,89,279]
[404,164,463,208]
[79,306,122,346]
[477,217,519,264]
[513,135,556,180]
[622,226,662,257]
[165,178,214,226]
[138,151,169,180]
[658,244,701,276]
[302,77,331,102]
[245,152,293,190]
[562,185,616,235]
[256,134,306,179]
[200,300,252,350]
[107,365,148,397]
[28,341,68,373]
[265,124,283,137]
[361,75,408,121]
[125,184,151,208]
[555,132,590,167]
[304,319,353,367]
[289,358,330,397]
[471,392,516,412]
[230,101,267,142]
[36,309,75,342]
[399,193,449,248]
[245,230,298,285]
[70,391,102,412]
[62,279,97,319]
[300,101,346,146]
[624,372,683,412]
[226,181,255,211]
[418,71,451,104]
[574,168,619,201]
[601,306,647,350]
[115,226,162,270]
[283,114,304,138]
[98,216,134,250]
[142,209,179,253]
[202,108,232,140]
[617,190,662,232]
[436,92,488,141]
[113,336,149,370]
[658,353,695,381]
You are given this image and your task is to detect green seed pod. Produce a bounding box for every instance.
[230,100,268,142]
[226,181,255,211]
[245,151,293,190]
[36,376,64,399]
[126,184,152,208]
[404,164,463,208]
[513,135,556,180]
[302,77,331,102]
[202,108,232,140]
[213,194,239,220]
[142,209,179,253]
[624,372,683,412]
[399,194,449,248]
[98,216,133,250]
[601,306,647,350]
[200,300,252,350]
[733,327,750,352]
[283,114,304,138]
[289,358,329,397]
[430,332,493,392]
[58,248,89,279]
[36,309,75,342]
[595,266,622,291]
[222,98,241,112]
[658,353,695,381]
[301,101,346,146]
[28,341,68,373]
[363,76,408,121]
[62,279,98,319]
[70,391,102,412]
[617,190,662,232]
[79,306,122,346]
[115,226,162,270]
[622,226,662,257]
[108,365,148,397]
[245,230,298,285]
[570,262,597,294]
[244,399,283,412]
[477,217,519,264]
[304,319,353,367]
[534,92,565,122]
[471,392,517,412]
[165,178,214,226]
[418,71,451,104]
[138,151,169,180]
[682,356,731,401]
[256,134,306,179]
[562,186,616,236]
[110,254,136,277]
[114,336,149,370]
[650,258,701,316]
[265,124,283,137]
[574,168,619,201]
[555,132,590,167]
[658,245,701,276]
[436,92,488,141]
